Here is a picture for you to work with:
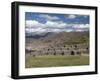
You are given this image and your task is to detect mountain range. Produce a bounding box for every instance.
[26,31,89,46]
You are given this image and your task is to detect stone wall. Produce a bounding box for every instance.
[25,43,89,56]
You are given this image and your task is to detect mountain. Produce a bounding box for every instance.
[25,32,57,39]
[42,31,89,45]
[26,31,89,47]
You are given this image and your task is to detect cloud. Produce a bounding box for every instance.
[25,20,89,35]
[65,14,89,19]
[83,15,88,18]
[26,20,67,28]
[73,24,89,29]
[25,20,44,28]
[65,14,77,19]
[25,20,68,34]
[26,27,45,33]
[45,21,67,29]
[68,14,77,19]
[39,14,59,21]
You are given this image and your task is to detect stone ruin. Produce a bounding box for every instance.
[25,43,89,56]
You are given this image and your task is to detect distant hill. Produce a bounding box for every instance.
[50,31,89,45]
[26,32,56,39]
[26,31,89,47]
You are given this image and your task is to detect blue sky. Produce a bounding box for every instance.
[25,12,89,35]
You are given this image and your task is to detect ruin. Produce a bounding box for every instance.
[25,43,89,56]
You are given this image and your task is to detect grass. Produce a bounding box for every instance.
[25,55,89,68]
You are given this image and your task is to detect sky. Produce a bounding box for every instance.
[25,12,89,35]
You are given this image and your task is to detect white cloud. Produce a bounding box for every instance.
[26,28,45,33]
[65,14,89,19]
[25,20,44,28]
[45,21,67,29]
[66,29,74,32]
[67,14,77,19]
[84,15,88,18]
[25,20,89,35]
[39,14,59,21]
[25,20,67,33]
[73,24,89,29]
[26,20,67,29]
[68,14,76,19]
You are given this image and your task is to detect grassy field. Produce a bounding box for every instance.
[25,55,89,68]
